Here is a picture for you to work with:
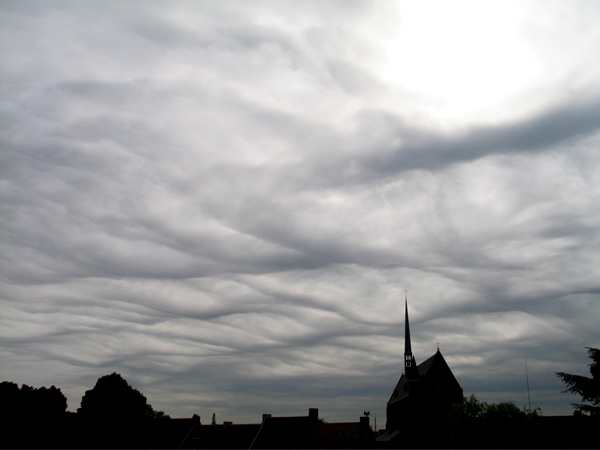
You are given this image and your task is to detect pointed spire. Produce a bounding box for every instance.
[404,293,412,356]
[403,288,416,378]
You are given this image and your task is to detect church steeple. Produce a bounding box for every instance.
[385,290,464,438]
[403,291,417,378]
[404,296,412,356]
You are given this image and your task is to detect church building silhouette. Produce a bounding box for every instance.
[381,294,463,441]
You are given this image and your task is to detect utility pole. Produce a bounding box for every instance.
[525,357,531,412]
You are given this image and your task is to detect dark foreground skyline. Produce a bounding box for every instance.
[1,0,600,422]
[2,354,599,449]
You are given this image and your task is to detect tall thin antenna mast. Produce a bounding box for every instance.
[525,357,531,412]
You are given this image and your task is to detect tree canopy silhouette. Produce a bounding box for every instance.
[556,347,600,416]
[78,372,168,421]
[0,381,67,419]
[444,394,541,447]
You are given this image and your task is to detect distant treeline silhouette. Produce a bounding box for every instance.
[0,381,67,418]
[0,372,167,422]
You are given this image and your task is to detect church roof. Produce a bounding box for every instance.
[418,349,456,378]
[387,348,461,405]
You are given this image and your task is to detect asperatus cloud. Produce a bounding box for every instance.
[1,0,599,435]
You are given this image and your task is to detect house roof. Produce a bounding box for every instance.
[181,409,372,449]
[182,423,261,449]
[308,422,372,449]
[250,415,312,449]
[250,415,372,449]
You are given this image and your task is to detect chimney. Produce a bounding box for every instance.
[308,408,318,422]
[360,415,369,428]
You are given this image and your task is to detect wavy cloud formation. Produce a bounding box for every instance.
[1,1,599,423]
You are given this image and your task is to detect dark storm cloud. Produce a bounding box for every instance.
[359,95,600,176]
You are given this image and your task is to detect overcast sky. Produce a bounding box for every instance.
[1,0,600,425]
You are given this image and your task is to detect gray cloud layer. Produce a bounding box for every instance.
[1,0,599,423]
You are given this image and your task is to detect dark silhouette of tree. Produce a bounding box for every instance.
[0,381,20,416]
[446,394,541,447]
[556,347,600,416]
[78,372,168,421]
[0,381,67,418]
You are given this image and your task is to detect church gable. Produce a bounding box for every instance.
[387,350,463,406]
[418,350,461,389]
[417,350,463,405]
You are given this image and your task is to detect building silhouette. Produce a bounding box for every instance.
[180,408,372,449]
[380,295,463,442]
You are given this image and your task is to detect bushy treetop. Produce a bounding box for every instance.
[0,381,67,418]
[78,372,168,421]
